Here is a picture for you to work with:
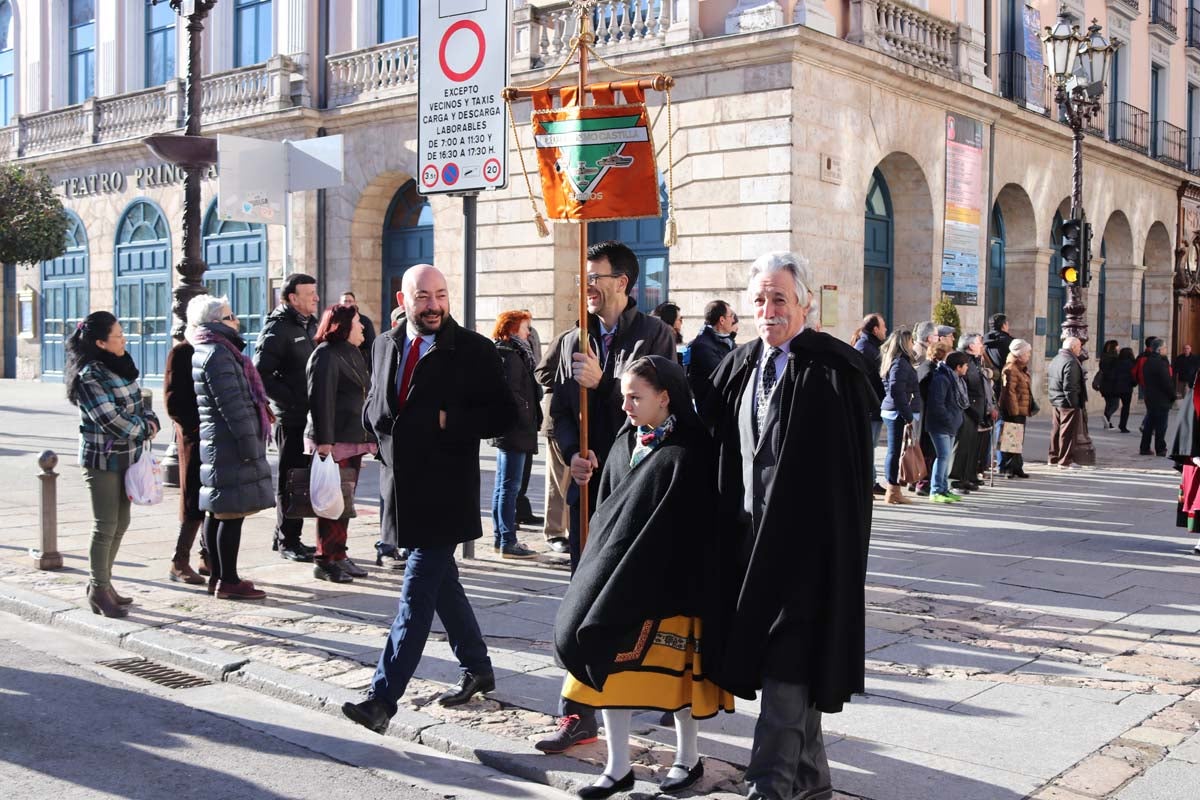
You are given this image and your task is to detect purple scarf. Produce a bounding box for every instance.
[187,323,272,442]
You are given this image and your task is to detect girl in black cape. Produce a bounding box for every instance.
[555,356,734,799]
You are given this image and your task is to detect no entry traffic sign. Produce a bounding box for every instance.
[418,0,509,195]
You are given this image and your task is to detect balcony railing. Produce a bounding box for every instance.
[1189,6,1200,47]
[996,51,1050,113]
[2,56,301,160]
[1110,101,1150,153]
[1151,0,1178,33]
[1152,120,1188,167]
[850,0,960,79]
[327,38,418,107]
[1190,136,1200,173]
[523,0,674,67]
[1085,100,1108,139]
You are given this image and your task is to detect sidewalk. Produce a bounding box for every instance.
[1,380,1198,800]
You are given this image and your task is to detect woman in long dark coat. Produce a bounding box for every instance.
[950,333,989,492]
[163,330,208,585]
[190,295,276,600]
[556,356,733,798]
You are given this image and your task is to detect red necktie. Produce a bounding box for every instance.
[397,336,422,409]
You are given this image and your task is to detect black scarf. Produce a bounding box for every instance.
[96,349,140,383]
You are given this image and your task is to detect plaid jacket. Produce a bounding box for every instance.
[76,361,159,471]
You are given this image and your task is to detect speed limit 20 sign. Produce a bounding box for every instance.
[418,0,510,195]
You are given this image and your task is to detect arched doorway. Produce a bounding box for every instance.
[863,168,893,321]
[986,204,1006,320]
[1046,211,1064,356]
[382,179,433,319]
[114,199,171,382]
[202,201,267,353]
[588,181,670,309]
[41,211,89,381]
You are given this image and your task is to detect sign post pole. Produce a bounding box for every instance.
[460,189,479,559]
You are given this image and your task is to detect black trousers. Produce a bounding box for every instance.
[559,482,600,721]
[1141,406,1170,455]
[273,424,309,546]
[1104,391,1133,431]
[204,515,245,584]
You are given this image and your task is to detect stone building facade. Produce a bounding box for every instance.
[0,0,1193,404]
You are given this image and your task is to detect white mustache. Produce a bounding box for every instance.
[759,317,786,326]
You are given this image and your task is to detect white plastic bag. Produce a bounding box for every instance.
[125,442,164,506]
[309,453,344,520]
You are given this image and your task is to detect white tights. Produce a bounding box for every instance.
[590,708,700,789]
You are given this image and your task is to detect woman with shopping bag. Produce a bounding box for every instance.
[998,339,1033,479]
[305,303,376,583]
[189,296,276,600]
[66,311,160,618]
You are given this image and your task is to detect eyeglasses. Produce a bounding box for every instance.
[220,314,237,321]
[573,273,621,287]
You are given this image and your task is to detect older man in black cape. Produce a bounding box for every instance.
[701,251,876,800]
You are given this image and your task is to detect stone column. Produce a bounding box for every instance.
[847,0,880,50]
[1145,270,1174,346]
[1104,263,1143,346]
[667,0,703,44]
[123,0,146,91]
[20,0,43,113]
[278,0,309,63]
[46,0,68,108]
[793,0,836,36]
[1005,246,1053,398]
[207,0,234,73]
[96,0,120,96]
[353,0,379,49]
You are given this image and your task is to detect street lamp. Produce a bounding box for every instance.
[144,0,219,486]
[1041,8,1119,467]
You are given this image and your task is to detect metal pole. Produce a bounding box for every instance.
[32,451,61,570]
[577,7,593,552]
[462,192,478,560]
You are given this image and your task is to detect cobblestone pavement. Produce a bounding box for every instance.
[0,381,1198,799]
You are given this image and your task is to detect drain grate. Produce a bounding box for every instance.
[97,657,212,690]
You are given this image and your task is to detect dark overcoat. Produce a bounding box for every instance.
[702,330,875,712]
[164,340,203,522]
[363,316,516,548]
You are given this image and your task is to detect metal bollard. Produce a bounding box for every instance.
[32,450,63,570]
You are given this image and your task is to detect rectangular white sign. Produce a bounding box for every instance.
[418,0,509,194]
[217,135,345,225]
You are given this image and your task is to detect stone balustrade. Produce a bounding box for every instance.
[520,0,678,68]
[5,57,301,160]
[327,38,419,107]
[849,0,961,80]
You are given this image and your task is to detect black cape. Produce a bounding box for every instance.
[703,329,875,712]
[554,357,724,693]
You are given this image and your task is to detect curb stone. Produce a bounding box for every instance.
[0,582,77,625]
[123,628,250,680]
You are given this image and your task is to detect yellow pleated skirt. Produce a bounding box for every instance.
[562,615,735,719]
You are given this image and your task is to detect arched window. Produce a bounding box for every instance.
[234,0,273,67]
[203,201,268,352]
[863,168,893,321]
[382,179,433,317]
[986,204,1006,320]
[41,212,90,381]
[115,199,172,382]
[0,1,14,126]
[145,0,176,87]
[588,181,670,309]
[379,0,417,42]
[1047,211,1065,356]
[68,0,96,104]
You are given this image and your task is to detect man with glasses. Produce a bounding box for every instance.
[534,240,676,755]
[254,273,320,563]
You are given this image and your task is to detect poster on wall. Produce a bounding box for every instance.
[941,113,985,306]
[1022,4,1046,115]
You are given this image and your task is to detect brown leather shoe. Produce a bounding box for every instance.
[108,585,133,605]
[87,584,128,618]
[217,580,267,600]
[169,562,206,585]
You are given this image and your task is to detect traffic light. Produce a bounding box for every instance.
[1059,218,1083,285]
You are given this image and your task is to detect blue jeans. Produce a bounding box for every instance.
[491,449,526,549]
[870,419,883,484]
[883,417,908,486]
[930,433,955,495]
[369,544,491,712]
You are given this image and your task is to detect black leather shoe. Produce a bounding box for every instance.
[578,771,634,799]
[660,759,703,794]
[280,545,313,562]
[342,698,392,734]
[314,560,353,583]
[340,557,369,577]
[303,543,317,555]
[547,538,570,554]
[518,513,545,526]
[437,670,495,707]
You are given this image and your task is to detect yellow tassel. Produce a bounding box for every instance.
[663,215,678,248]
[534,210,550,238]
